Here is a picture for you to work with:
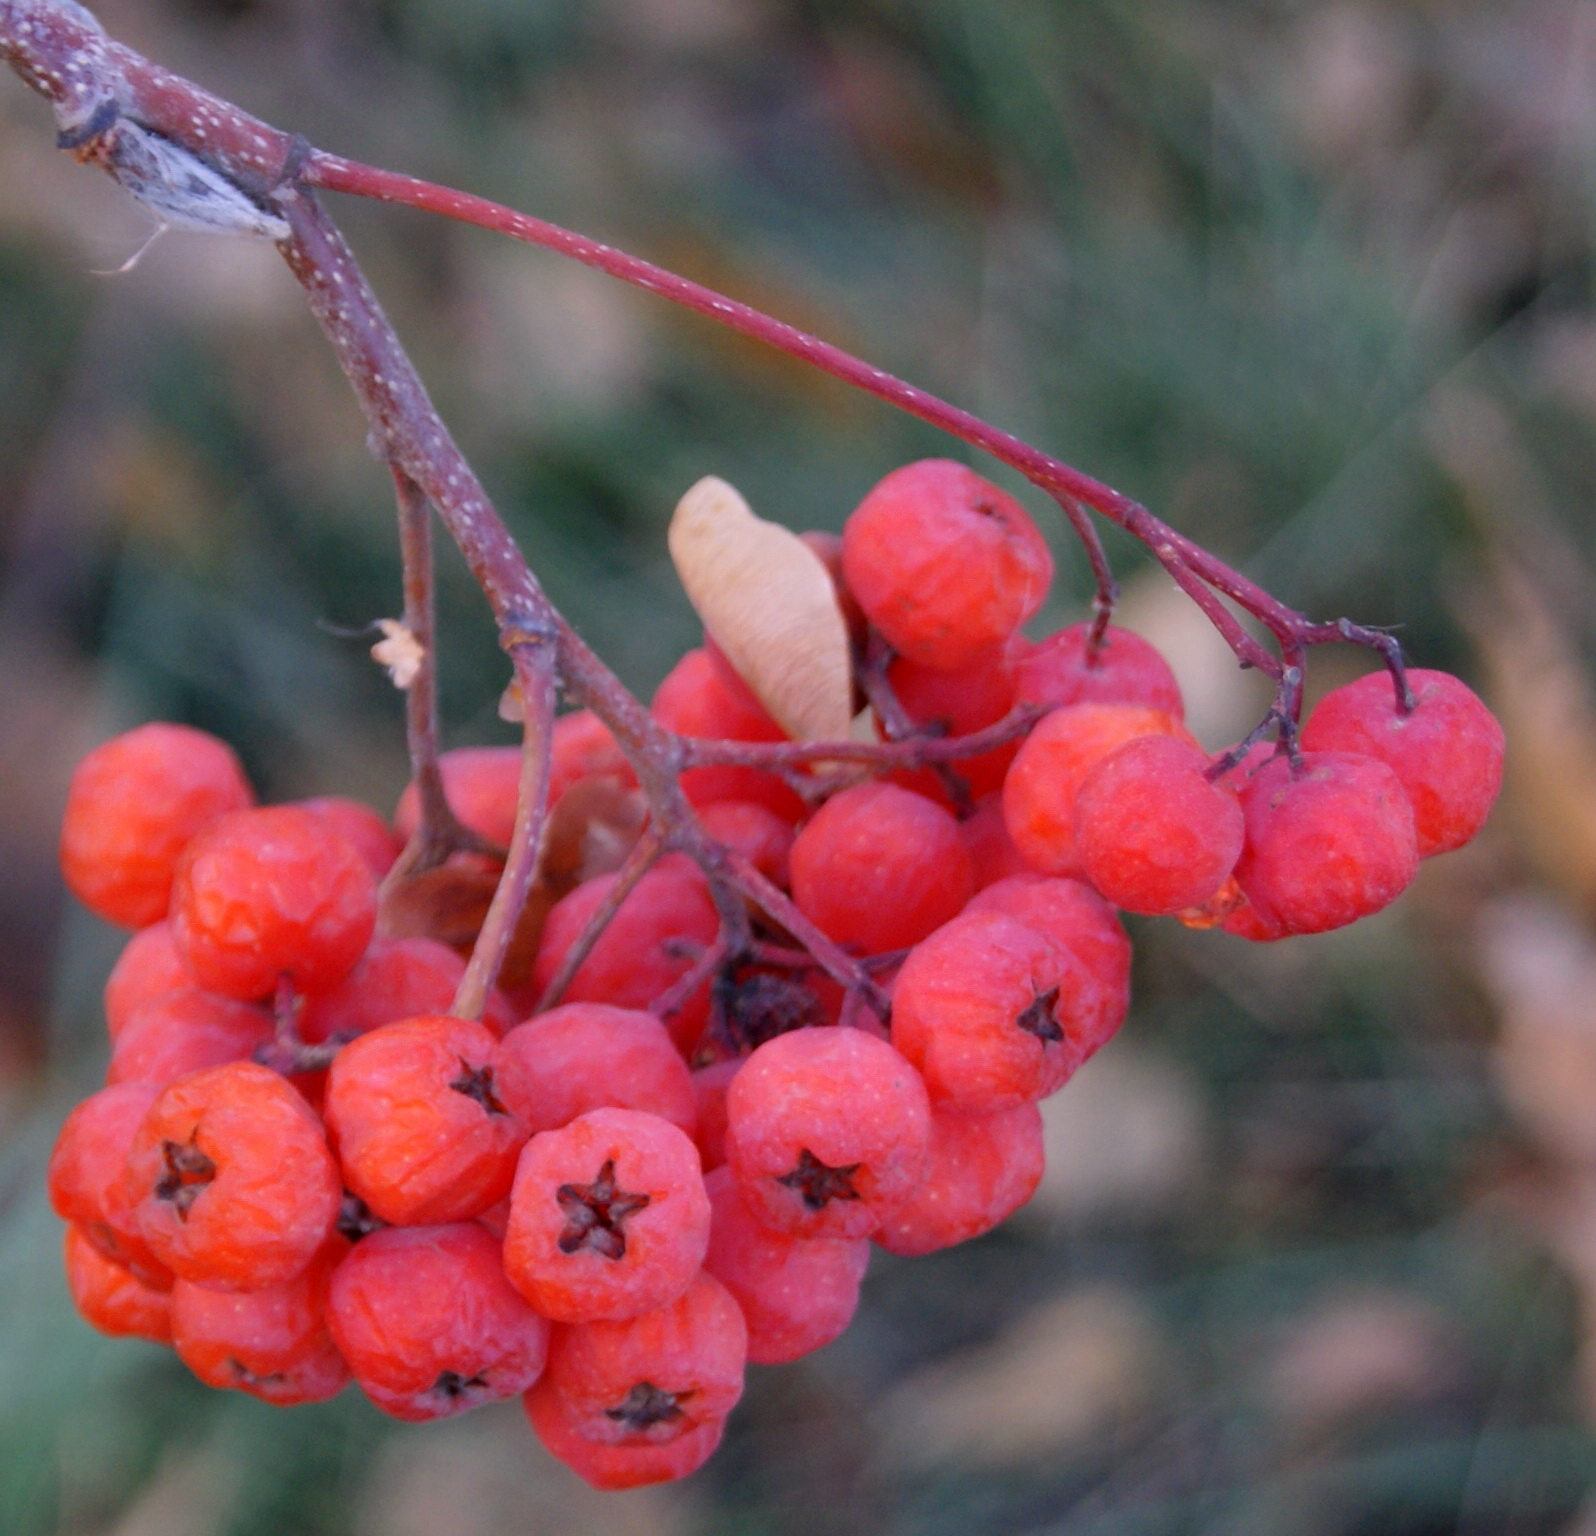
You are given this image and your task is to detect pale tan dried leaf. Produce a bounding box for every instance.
[668,476,851,743]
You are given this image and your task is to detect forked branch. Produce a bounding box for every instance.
[0,0,1415,1012]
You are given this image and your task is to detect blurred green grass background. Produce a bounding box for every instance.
[3,0,1595,1532]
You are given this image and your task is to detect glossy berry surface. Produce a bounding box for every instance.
[841,459,1053,669]
[61,723,254,929]
[1299,667,1504,857]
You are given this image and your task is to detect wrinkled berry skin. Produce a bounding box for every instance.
[1073,735,1244,915]
[327,1222,549,1421]
[1300,668,1504,857]
[525,1375,726,1490]
[725,1027,931,1239]
[1234,751,1419,935]
[503,1107,710,1324]
[1004,703,1186,879]
[171,1235,350,1405]
[123,1061,341,1292]
[325,1014,527,1227]
[842,459,1053,669]
[495,1004,696,1138]
[170,806,377,1000]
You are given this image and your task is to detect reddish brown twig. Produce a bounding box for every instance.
[535,828,664,1013]
[0,0,1421,1013]
[453,633,557,1020]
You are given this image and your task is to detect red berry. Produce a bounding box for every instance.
[886,643,1022,800]
[108,988,273,1087]
[873,1102,1044,1256]
[122,1061,341,1291]
[171,1235,350,1405]
[652,647,803,822]
[891,910,1103,1110]
[531,863,720,1049]
[1015,622,1184,717]
[327,1222,550,1420]
[394,745,520,849]
[1299,668,1504,857]
[1233,751,1419,935]
[546,709,636,805]
[695,800,795,889]
[790,782,974,954]
[966,875,1131,1059]
[170,805,377,1000]
[104,922,192,1041]
[960,795,1032,890]
[48,1083,171,1286]
[395,719,636,849]
[325,1014,527,1226]
[299,936,514,1045]
[300,796,402,878]
[702,1166,869,1364]
[526,1375,725,1490]
[690,1059,741,1173]
[841,460,1053,669]
[495,1004,696,1138]
[1073,735,1244,914]
[532,1270,746,1448]
[725,1026,931,1239]
[61,723,253,929]
[1003,703,1187,878]
[63,1225,172,1344]
[503,1107,710,1323]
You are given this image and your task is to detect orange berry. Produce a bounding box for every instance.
[122,1061,340,1291]
[61,723,253,929]
[63,1225,172,1344]
[170,806,377,1000]
[325,1014,527,1226]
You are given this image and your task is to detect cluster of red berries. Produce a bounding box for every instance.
[49,458,1504,1490]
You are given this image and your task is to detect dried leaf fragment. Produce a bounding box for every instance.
[372,619,424,690]
[668,477,851,743]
